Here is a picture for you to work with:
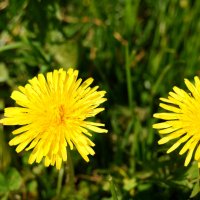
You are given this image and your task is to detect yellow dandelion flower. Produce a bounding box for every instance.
[153,76,200,167]
[0,68,107,169]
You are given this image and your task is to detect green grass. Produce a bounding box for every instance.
[1,0,200,199]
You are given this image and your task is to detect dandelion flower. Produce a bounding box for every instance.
[153,76,200,167]
[0,68,107,169]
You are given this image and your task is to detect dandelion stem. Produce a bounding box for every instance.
[67,147,75,192]
[199,167,200,191]
[56,166,64,197]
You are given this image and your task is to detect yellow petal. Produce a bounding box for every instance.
[167,134,190,153]
[56,156,62,170]
[76,146,89,162]
[153,122,171,129]
[158,129,185,144]
[184,140,198,166]
[159,103,181,113]
[84,124,108,133]
[153,113,179,120]
[179,137,195,155]
[195,144,200,160]
[184,79,199,99]
[158,127,179,134]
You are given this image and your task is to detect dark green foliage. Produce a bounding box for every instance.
[1,0,200,199]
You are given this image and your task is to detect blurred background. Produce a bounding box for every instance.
[1,0,200,199]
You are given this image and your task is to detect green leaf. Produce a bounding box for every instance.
[123,178,137,191]
[0,42,23,53]
[0,168,22,194]
[7,168,22,191]
[190,182,200,198]
[187,162,199,179]
[0,64,9,83]
[0,174,8,194]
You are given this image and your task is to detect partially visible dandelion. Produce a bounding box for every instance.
[0,68,107,169]
[153,76,200,167]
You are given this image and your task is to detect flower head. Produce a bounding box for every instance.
[153,76,200,167]
[0,68,107,169]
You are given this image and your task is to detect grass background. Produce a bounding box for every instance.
[1,0,200,199]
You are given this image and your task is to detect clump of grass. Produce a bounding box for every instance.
[1,0,200,199]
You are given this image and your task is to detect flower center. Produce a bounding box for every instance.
[59,104,65,124]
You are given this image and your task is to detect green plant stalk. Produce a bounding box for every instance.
[56,166,64,197]
[67,147,75,192]
[125,45,133,110]
[199,167,200,193]
[130,118,140,174]
[108,175,118,200]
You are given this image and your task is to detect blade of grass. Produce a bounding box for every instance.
[151,64,172,96]
[0,42,23,52]
[108,175,118,200]
[125,44,133,110]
